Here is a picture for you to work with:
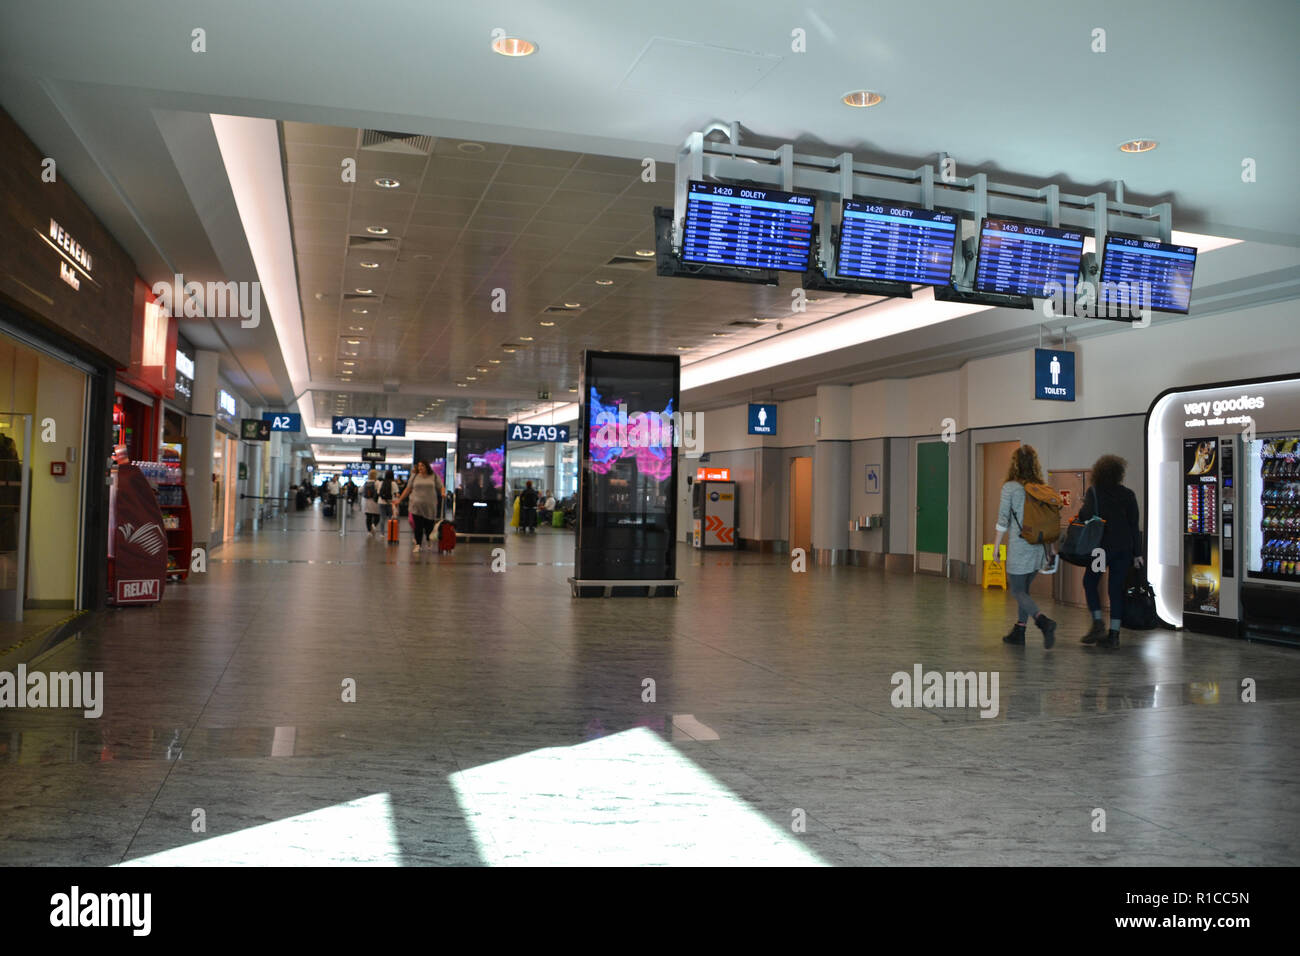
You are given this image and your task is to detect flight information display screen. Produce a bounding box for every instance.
[681,180,815,272]
[975,218,1085,297]
[1100,235,1197,314]
[836,201,957,285]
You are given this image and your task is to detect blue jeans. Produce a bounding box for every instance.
[1084,550,1132,624]
[1008,571,1039,623]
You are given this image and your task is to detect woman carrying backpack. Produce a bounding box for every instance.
[1077,454,1144,649]
[991,445,1058,648]
[378,469,396,523]
[362,469,382,534]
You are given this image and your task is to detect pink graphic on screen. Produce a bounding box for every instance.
[467,446,505,488]
[589,387,673,482]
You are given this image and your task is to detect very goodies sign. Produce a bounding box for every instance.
[1034,348,1075,402]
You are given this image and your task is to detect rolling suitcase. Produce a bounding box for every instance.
[386,517,400,544]
[437,519,456,553]
[323,499,335,519]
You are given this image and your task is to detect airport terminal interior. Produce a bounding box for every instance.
[0,1,1298,868]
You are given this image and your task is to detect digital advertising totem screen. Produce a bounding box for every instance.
[454,418,506,536]
[576,351,680,583]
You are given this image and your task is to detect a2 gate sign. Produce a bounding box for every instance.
[262,412,302,432]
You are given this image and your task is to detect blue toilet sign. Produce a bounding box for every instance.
[1034,348,1075,401]
[748,403,777,435]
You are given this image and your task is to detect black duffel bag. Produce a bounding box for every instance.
[1060,487,1106,567]
[1122,566,1159,630]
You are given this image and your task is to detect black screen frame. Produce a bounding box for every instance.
[974,215,1087,297]
[834,198,959,286]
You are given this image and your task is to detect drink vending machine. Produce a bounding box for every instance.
[691,468,736,549]
[1147,375,1300,645]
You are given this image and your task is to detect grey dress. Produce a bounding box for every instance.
[996,480,1048,575]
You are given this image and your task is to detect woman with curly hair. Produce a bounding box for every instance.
[991,444,1058,648]
[1078,454,1144,649]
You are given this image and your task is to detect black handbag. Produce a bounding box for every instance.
[1122,567,1159,629]
[1060,486,1106,567]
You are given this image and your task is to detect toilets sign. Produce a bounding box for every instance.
[748,404,777,435]
[1034,349,1075,402]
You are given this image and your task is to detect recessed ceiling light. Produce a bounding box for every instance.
[458,142,486,153]
[488,359,501,365]
[539,320,555,326]
[374,177,400,188]
[476,366,489,372]
[366,226,389,235]
[519,336,534,341]
[352,308,368,314]
[354,288,372,294]
[711,332,728,337]
[343,361,356,367]
[502,347,517,353]
[466,376,477,381]
[1119,139,1158,153]
[568,387,578,393]
[842,90,884,108]
[634,249,655,257]
[677,346,690,350]
[360,261,380,269]
[563,302,581,309]
[348,326,365,332]
[457,383,468,388]
[345,339,361,345]
[491,36,536,57]
[343,351,358,356]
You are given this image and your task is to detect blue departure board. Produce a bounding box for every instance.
[681,181,815,272]
[837,201,957,285]
[1100,235,1197,314]
[975,218,1085,297]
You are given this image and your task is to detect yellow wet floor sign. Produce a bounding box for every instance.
[982,544,1007,590]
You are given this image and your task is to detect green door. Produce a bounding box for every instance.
[916,442,949,554]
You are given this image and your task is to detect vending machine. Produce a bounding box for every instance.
[1147,374,1300,645]
[692,469,737,549]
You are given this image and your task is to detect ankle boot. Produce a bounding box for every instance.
[1036,614,1057,649]
[1003,623,1026,645]
[1102,629,1120,649]
[1081,620,1106,645]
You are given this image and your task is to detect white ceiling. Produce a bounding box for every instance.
[2,0,1298,431]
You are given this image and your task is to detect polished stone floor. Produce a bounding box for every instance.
[1,503,1297,866]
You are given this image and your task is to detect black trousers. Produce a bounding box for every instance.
[412,514,437,545]
[365,513,380,531]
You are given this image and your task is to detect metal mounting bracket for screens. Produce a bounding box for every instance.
[672,128,1174,277]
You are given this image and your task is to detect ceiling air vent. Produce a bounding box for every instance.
[359,129,434,155]
[543,305,582,314]
[728,320,764,328]
[603,256,654,271]
[347,235,398,250]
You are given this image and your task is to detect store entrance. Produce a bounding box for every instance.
[0,414,30,621]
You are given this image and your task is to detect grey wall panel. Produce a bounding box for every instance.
[813,440,851,551]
